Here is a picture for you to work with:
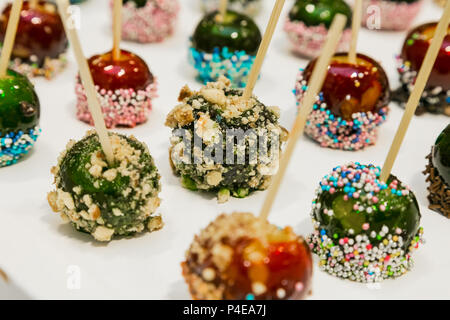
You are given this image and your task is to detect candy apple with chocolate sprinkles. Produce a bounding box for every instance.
[393,22,450,116]
[165,77,287,202]
[307,162,424,282]
[0,0,67,79]
[182,212,313,300]
[361,0,423,31]
[200,0,262,17]
[424,124,450,218]
[189,8,262,88]
[295,52,390,151]
[284,0,352,58]
[114,0,179,44]
[0,69,40,167]
[75,49,157,128]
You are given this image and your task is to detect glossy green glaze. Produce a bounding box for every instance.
[58,134,159,232]
[192,10,261,55]
[0,69,40,133]
[313,175,421,249]
[288,0,352,28]
[433,124,450,186]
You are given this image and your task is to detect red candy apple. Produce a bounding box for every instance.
[303,53,390,120]
[87,49,154,91]
[401,22,450,91]
[0,0,67,66]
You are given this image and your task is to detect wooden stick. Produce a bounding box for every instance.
[219,0,228,19]
[29,0,38,9]
[112,0,122,60]
[349,0,362,64]
[0,0,23,78]
[0,268,8,283]
[259,14,347,221]
[57,0,115,165]
[380,1,450,182]
[243,0,286,100]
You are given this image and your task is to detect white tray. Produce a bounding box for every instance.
[0,0,448,299]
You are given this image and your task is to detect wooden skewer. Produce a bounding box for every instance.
[219,0,228,20]
[0,0,23,78]
[259,14,348,221]
[112,0,122,60]
[0,268,8,283]
[242,0,286,100]
[349,0,362,64]
[57,0,115,165]
[29,0,38,9]
[380,1,450,182]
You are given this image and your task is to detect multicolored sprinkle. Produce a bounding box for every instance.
[119,0,179,43]
[75,77,158,128]
[307,162,424,283]
[361,0,423,31]
[295,70,388,151]
[7,54,67,80]
[284,19,352,58]
[189,46,256,88]
[395,55,450,116]
[0,126,41,167]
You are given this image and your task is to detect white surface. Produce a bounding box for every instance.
[0,0,449,300]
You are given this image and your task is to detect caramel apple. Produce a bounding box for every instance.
[75,49,157,128]
[394,22,450,115]
[182,212,313,300]
[0,0,67,78]
[295,53,390,151]
[87,49,154,92]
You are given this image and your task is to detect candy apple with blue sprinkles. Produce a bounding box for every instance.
[0,0,41,168]
[0,69,40,167]
[295,52,391,151]
[307,162,424,282]
[189,8,262,88]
